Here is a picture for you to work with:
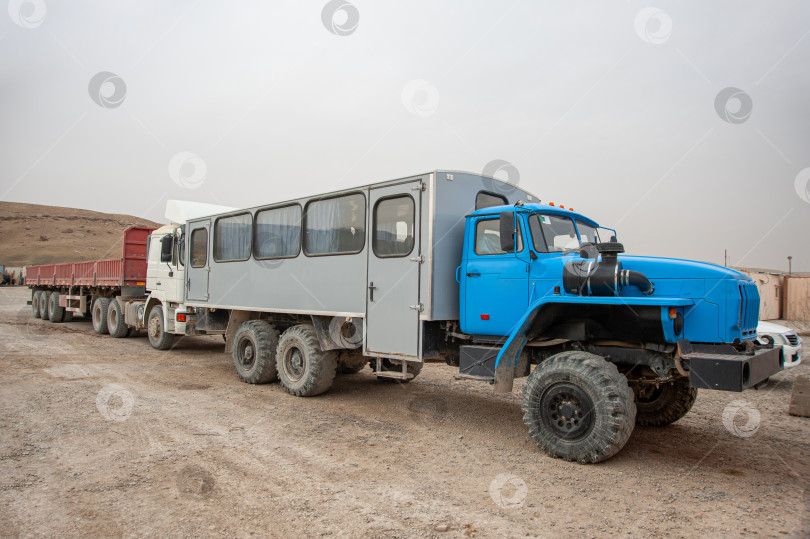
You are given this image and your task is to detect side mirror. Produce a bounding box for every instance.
[499,211,515,252]
[160,235,173,263]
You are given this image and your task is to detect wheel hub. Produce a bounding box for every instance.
[540,382,595,441]
[284,347,305,381]
[559,402,577,420]
[239,342,255,368]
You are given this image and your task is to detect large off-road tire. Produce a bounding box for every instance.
[39,292,50,321]
[336,350,367,374]
[147,304,174,350]
[32,291,42,318]
[370,358,423,383]
[522,351,636,464]
[634,377,697,427]
[47,292,65,323]
[233,320,280,384]
[92,297,110,335]
[276,324,337,397]
[107,298,129,338]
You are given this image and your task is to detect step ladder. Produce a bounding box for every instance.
[373,358,415,380]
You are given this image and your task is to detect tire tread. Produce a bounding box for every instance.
[521,350,636,464]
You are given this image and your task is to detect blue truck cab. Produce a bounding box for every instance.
[455,201,783,463]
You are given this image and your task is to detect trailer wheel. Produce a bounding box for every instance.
[370,358,422,383]
[47,292,66,323]
[107,299,129,338]
[32,291,42,318]
[39,292,50,321]
[147,305,174,350]
[522,351,636,464]
[63,310,73,323]
[92,297,110,335]
[233,320,280,384]
[634,378,697,427]
[276,324,337,397]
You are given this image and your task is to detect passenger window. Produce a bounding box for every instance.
[475,191,507,210]
[373,196,415,258]
[190,228,208,268]
[529,214,579,253]
[474,218,523,255]
[254,205,301,259]
[304,193,366,256]
[213,213,252,262]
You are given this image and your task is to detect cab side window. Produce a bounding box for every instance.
[474,218,523,255]
[475,191,507,210]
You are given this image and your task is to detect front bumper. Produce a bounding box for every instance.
[677,340,784,392]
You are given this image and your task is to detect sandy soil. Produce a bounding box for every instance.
[0,202,160,266]
[0,286,808,537]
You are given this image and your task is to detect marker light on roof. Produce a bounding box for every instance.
[549,202,555,206]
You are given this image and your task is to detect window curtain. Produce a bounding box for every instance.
[256,206,301,258]
[305,194,365,255]
[216,214,251,260]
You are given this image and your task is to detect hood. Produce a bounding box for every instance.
[616,255,749,281]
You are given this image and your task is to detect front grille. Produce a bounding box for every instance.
[786,334,799,346]
[738,281,759,335]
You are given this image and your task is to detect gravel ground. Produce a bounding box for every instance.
[0,286,808,537]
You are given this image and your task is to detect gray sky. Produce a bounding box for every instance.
[2,1,809,271]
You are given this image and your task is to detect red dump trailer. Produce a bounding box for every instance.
[25,226,154,329]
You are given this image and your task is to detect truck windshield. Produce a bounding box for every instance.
[575,220,600,244]
[529,214,601,253]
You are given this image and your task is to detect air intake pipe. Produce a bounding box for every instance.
[562,242,654,296]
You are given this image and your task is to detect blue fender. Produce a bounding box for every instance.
[492,296,695,393]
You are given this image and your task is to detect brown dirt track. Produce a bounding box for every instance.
[0,285,808,537]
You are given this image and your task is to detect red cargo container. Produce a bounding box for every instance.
[24,226,155,289]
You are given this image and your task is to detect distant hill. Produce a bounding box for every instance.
[0,201,162,266]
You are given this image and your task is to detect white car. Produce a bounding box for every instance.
[756,321,802,367]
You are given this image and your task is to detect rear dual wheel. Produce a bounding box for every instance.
[47,292,66,323]
[38,292,50,321]
[32,291,42,318]
[107,298,131,338]
[276,324,336,397]
[232,320,279,384]
[92,297,110,334]
[231,322,338,397]
[634,378,697,427]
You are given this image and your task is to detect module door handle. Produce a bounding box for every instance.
[368,282,376,302]
[466,272,481,277]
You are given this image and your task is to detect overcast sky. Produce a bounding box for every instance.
[1,1,809,271]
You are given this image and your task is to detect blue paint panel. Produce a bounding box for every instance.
[461,205,764,366]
